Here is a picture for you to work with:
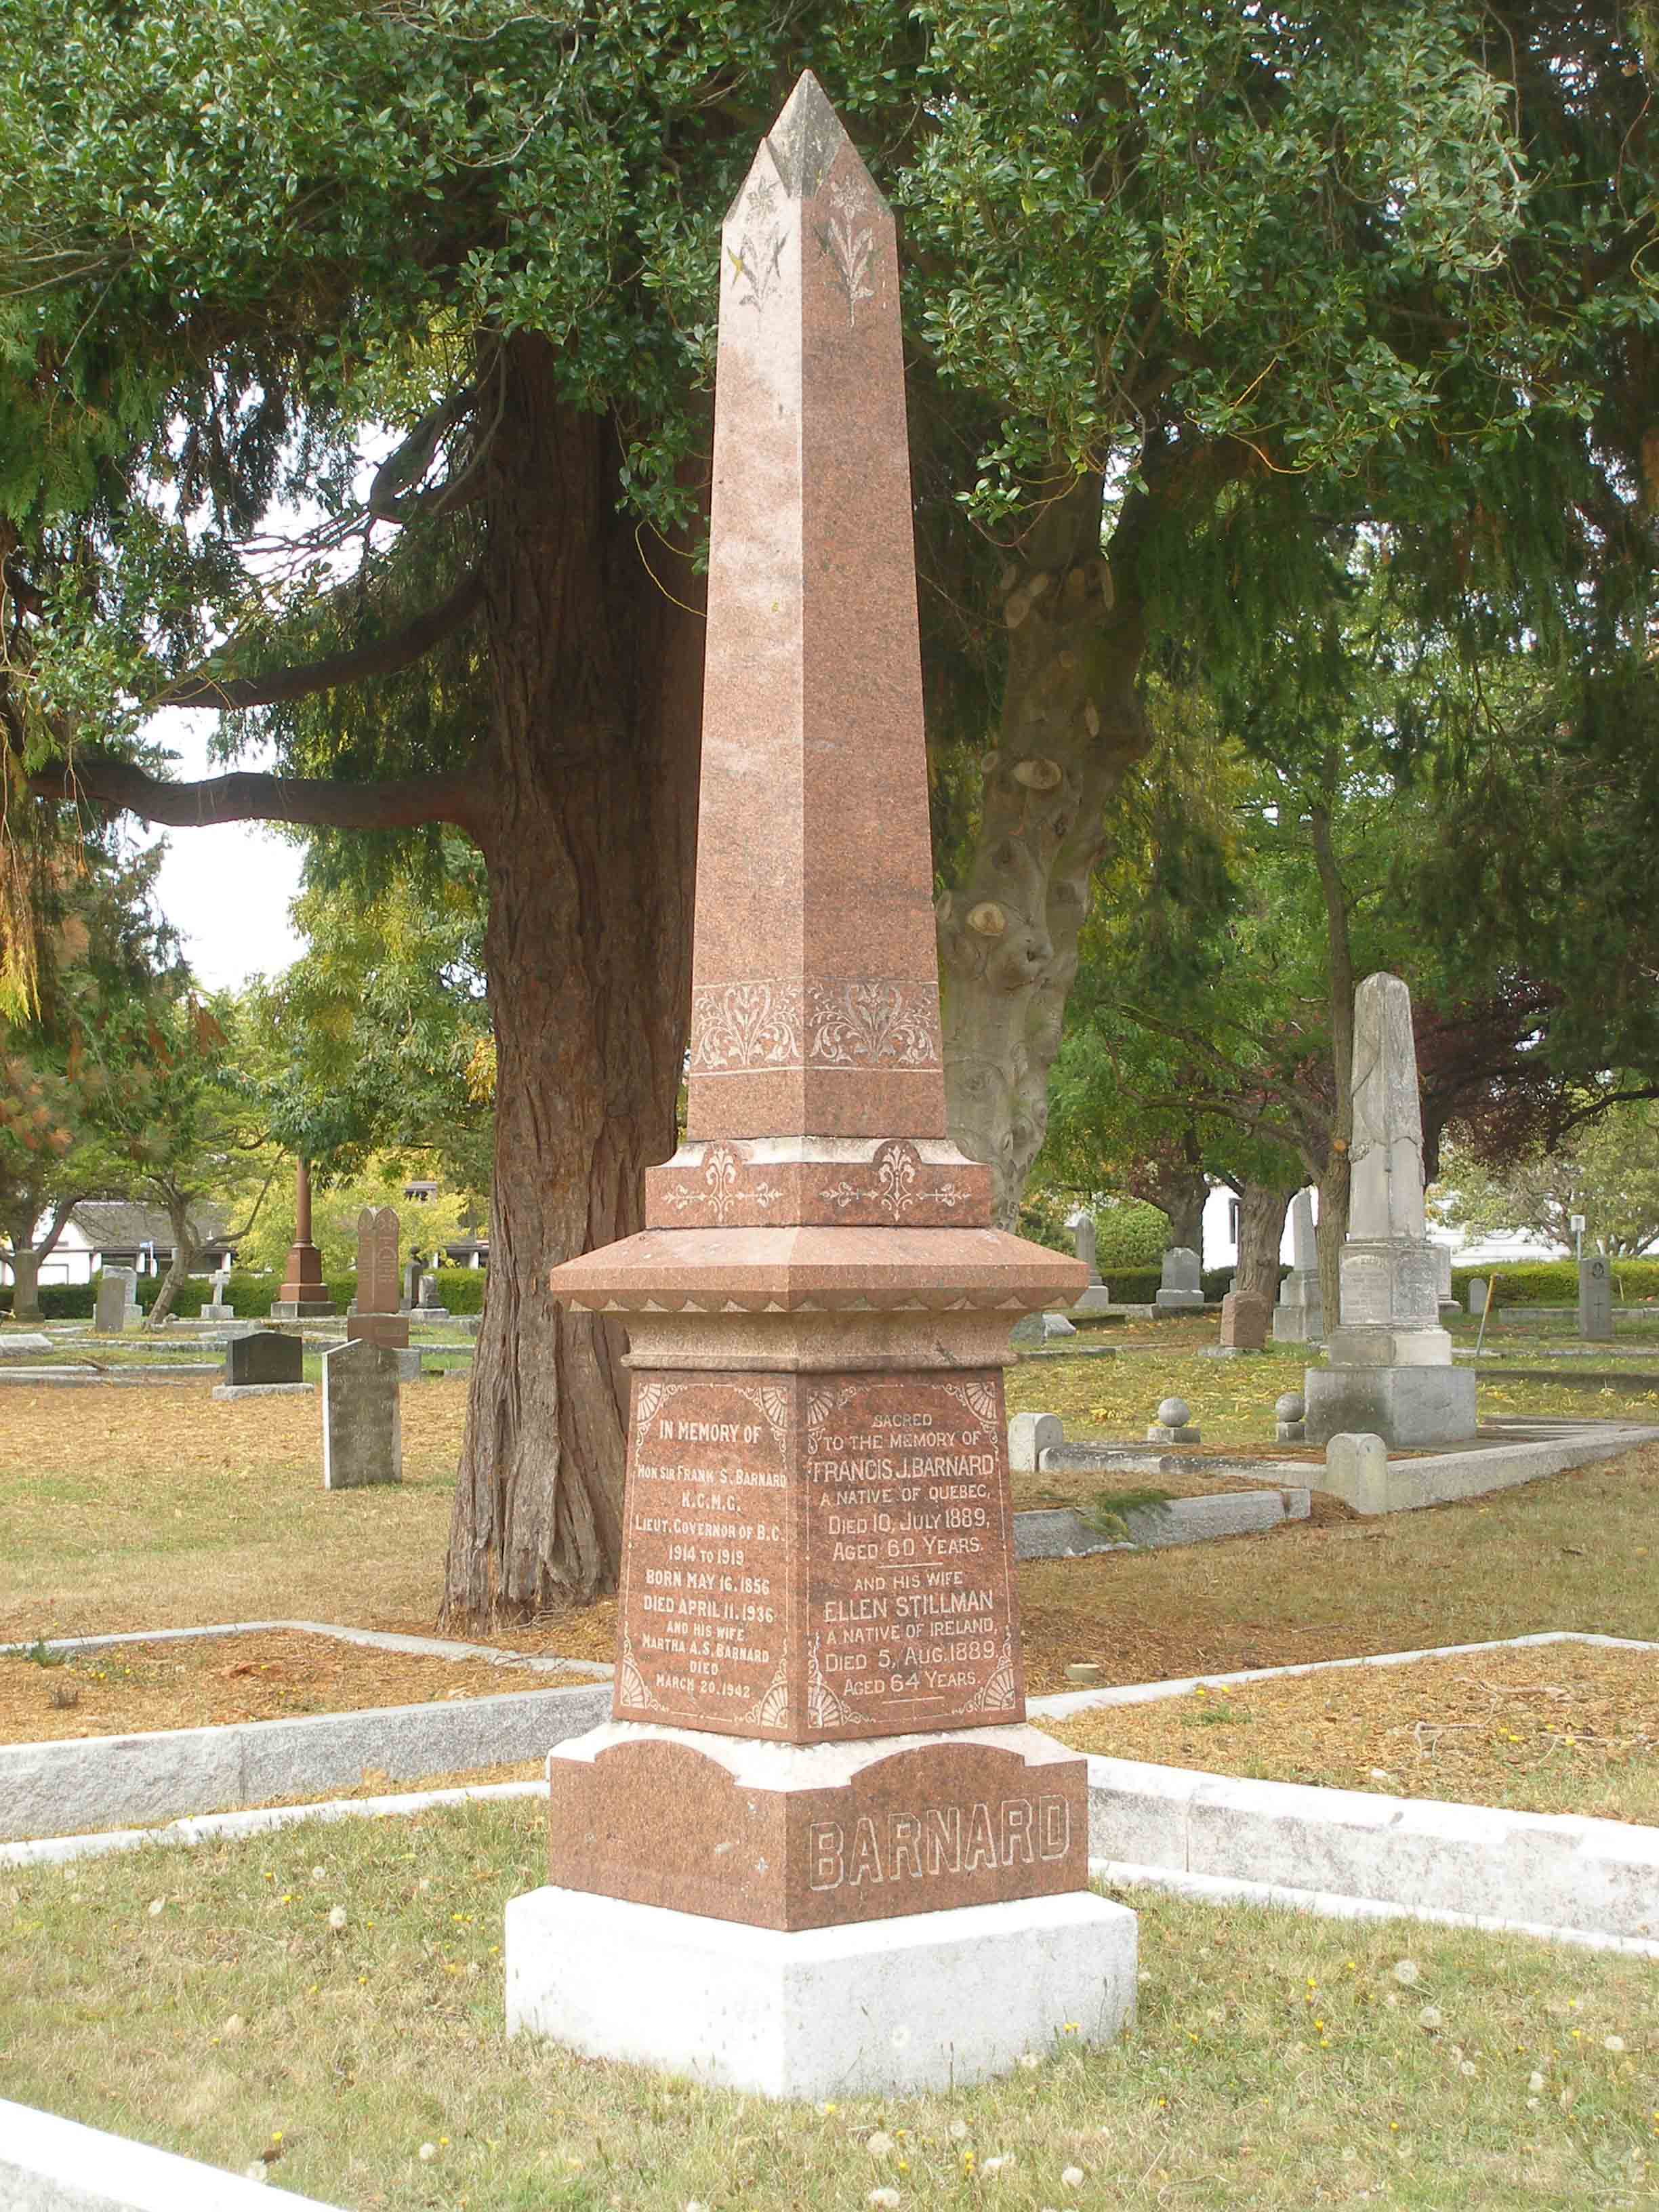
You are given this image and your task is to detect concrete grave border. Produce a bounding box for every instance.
[1015,1488,1311,1559]
[0,2097,348,2212]
[1029,1632,1659,1950]
[0,1620,611,1843]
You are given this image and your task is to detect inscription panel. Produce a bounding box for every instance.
[614,1367,1023,1740]
[615,1374,796,1732]
[804,1371,1021,1735]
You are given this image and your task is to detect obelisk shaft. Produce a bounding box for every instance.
[686,76,943,1143]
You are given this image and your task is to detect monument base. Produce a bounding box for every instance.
[270,1299,337,1319]
[413,1305,450,1319]
[1154,1291,1204,1311]
[506,1883,1136,2098]
[1070,1284,1113,1317]
[1304,1362,1477,1448]
[544,1721,1089,1931]
[1271,1306,1322,1345]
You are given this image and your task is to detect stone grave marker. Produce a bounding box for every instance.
[348,1206,409,1351]
[1066,1209,1112,1315]
[402,1254,423,1313]
[415,1265,449,1319]
[1579,1254,1614,1342]
[1272,1187,1324,1344]
[1303,975,1476,1448]
[94,1268,140,1333]
[1218,1290,1271,1351]
[322,1338,402,1489]
[504,75,1133,2102]
[1467,1275,1489,1315]
[1154,1246,1204,1310]
[214,1330,310,1399]
[202,1265,235,1322]
[1434,1241,1457,1313]
[272,1158,336,1319]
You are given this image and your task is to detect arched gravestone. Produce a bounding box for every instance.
[347,1206,409,1351]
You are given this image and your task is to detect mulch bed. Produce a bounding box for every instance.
[1040,1640,1658,1822]
[0,1629,549,1745]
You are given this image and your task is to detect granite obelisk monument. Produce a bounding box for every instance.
[1304,974,1477,1447]
[505,75,1136,2099]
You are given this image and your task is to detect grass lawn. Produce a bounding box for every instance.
[3,1800,1656,2210]
[5,1374,1659,1702]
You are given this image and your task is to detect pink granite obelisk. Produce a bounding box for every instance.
[505,75,1136,2100]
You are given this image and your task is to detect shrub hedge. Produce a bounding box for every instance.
[1451,1258,1659,1307]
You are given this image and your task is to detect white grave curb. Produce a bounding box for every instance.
[0,2096,346,2211]
[0,1676,611,1842]
[1027,1633,1659,1946]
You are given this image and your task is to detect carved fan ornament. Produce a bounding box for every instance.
[739,1658,792,1730]
[940,1377,1000,1429]
[806,1635,859,1729]
[961,1635,1017,1715]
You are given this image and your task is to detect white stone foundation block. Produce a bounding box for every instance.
[1303,1361,1476,1448]
[1008,1410,1063,1471]
[505,1883,1136,2098]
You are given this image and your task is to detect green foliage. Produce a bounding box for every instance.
[1090,1202,1170,1271]
[1438,1102,1659,1258]
[1452,1259,1659,1307]
[428,1266,485,1315]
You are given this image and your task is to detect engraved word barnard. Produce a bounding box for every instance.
[806,1793,1072,1890]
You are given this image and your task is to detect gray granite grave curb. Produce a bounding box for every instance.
[212,1380,316,1399]
[1,1778,548,1870]
[1014,1489,1311,1559]
[1329,1416,1659,1513]
[0,1622,614,1843]
[0,1677,611,1841]
[0,1367,220,1387]
[1029,1633,1659,1947]
[0,2096,347,2211]
[1088,1863,1659,1961]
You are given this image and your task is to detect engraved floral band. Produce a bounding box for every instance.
[689,979,942,1073]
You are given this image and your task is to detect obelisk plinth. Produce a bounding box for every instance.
[1304,975,1477,1449]
[505,74,1136,2100]
[271,1158,335,1319]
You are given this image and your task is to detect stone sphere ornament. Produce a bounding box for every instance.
[1275,1392,1307,1423]
[1155,1397,1191,1428]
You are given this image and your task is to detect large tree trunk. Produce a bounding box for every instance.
[939,477,1153,1225]
[1310,790,1355,1325]
[1234,1180,1294,1305]
[7,1244,41,1322]
[146,1191,197,1327]
[1141,1162,1208,1256]
[440,340,703,1626]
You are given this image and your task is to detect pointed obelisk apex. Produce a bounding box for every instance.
[686,71,941,1145]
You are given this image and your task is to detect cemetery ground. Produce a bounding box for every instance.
[2,1374,1656,2208]
[1,1812,1652,2212]
[2,1361,1656,1799]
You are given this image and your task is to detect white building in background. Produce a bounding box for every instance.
[0,1201,236,1288]
[1199,1183,1557,1275]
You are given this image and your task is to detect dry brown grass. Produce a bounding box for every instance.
[1042,1640,1659,1822]
[0,1627,560,1746]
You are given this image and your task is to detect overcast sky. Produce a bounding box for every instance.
[142,710,307,991]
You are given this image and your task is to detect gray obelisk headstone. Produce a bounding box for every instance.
[1305,975,1476,1453]
[322,1338,403,1489]
[1578,1254,1614,1342]
[1272,1187,1325,1345]
[1066,1209,1111,1315]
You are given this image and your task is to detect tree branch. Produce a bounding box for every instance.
[30,754,485,838]
[157,567,485,711]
